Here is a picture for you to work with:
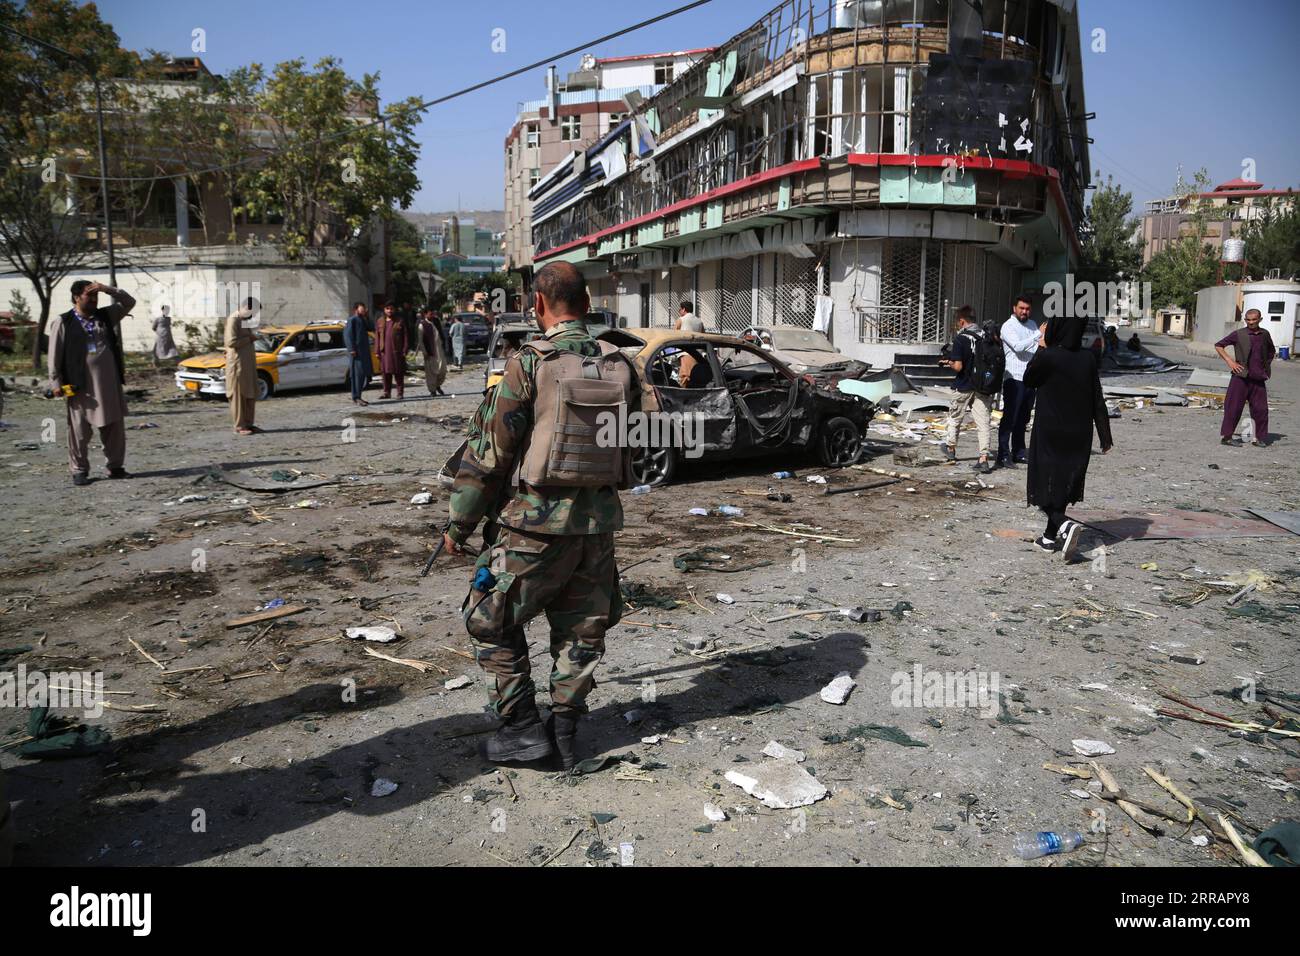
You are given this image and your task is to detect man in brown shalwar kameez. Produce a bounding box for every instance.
[48,280,137,486]
[375,302,407,399]
[224,298,261,435]
[418,307,447,396]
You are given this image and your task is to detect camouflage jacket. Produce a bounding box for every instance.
[448,319,639,543]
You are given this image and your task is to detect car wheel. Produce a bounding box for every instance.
[630,445,677,487]
[256,372,274,401]
[817,416,861,467]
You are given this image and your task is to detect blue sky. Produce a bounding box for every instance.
[94,0,1300,213]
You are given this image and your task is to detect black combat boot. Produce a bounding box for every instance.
[482,698,553,764]
[546,711,581,770]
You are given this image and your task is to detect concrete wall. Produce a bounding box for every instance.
[1,244,379,354]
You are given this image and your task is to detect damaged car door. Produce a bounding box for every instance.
[630,341,737,484]
[711,343,808,454]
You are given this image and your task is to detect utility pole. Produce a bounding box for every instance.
[2,25,117,285]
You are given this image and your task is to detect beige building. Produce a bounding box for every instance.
[1141,179,1296,266]
[503,50,713,274]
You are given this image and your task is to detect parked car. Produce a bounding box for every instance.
[597,327,874,486]
[740,325,873,381]
[175,321,380,401]
[483,314,540,391]
[456,312,492,353]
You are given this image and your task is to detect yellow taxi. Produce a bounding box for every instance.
[175,321,380,401]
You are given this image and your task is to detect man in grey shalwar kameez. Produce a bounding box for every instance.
[152,305,180,365]
[47,280,136,486]
[419,307,447,396]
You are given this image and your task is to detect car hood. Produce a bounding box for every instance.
[179,352,227,369]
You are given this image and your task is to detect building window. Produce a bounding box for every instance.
[654,60,674,85]
[608,112,625,131]
[560,114,581,141]
[525,123,539,148]
[529,168,540,188]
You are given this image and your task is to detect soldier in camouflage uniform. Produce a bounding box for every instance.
[441,261,639,767]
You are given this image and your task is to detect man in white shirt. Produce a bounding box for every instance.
[676,301,704,333]
[996,294,1040,468]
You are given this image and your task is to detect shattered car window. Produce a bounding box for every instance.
[770,328,836,351]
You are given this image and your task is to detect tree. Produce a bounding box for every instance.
[388,214,434,306]
[240,58,422,262]
[1079,174,1141,283]
[1242,195,1300,278]
[0,0,136,366]
[1141,168,1218,313]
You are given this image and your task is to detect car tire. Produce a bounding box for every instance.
[256,371,274,401]
[630,445,677,487]
[817,416,861,467]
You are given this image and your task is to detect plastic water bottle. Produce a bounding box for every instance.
[1013,830,1084,860]
[771,471,793,479]
[716,505,745,517]
[630,484,652,495]
[1241,419,1255,444]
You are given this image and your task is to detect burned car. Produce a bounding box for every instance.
[483,314,539,392]
[598,328,873,486]
[740,325,872,383]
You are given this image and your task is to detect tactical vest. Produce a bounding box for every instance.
[517,338,636,488]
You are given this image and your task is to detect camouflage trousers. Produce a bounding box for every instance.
[463,527,621,717]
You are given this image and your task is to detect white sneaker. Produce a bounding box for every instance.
[1035,536,1058,553]
[1059,520,1082,561]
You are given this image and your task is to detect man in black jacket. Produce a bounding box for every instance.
[46,280,136,485]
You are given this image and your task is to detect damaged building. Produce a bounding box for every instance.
[523,0,1091,367]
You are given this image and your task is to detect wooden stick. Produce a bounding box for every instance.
[1090,761,1163,835]
[362,645,448,675]
[1158,707,1300,739]
[1218,815,1269,867]
[440,644,475,661]
[1160,690,1234,722]
[224,605,308,629]
[1043,762,1092,779]
[1143,767,1196,824]
[539,827,584,867]
[824,478,901,496]
[727,520,859,543]
[129,638,167,671]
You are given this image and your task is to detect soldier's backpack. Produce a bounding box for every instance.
[516,338,637,488]
[966,324,1005,394]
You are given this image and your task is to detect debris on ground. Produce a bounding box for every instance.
[820,672,857,705]
[725,760,828,809]
[822,724,928,748]
[345,625,399,643]
[17,707,111,760]
[1072,739,1116,757]
[762,740,806,762]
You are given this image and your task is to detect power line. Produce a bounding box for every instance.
[31,0,714,185]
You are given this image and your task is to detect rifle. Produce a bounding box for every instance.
[420,521,451,578]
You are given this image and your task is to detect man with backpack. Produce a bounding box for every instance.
[940,305,999,474]
[440,261,640,770]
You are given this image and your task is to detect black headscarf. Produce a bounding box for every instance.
[1045,315,1086,351]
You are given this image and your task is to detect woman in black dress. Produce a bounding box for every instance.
[1023,315,1114,558]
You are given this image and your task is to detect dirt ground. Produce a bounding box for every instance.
[1,335,1297,867]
